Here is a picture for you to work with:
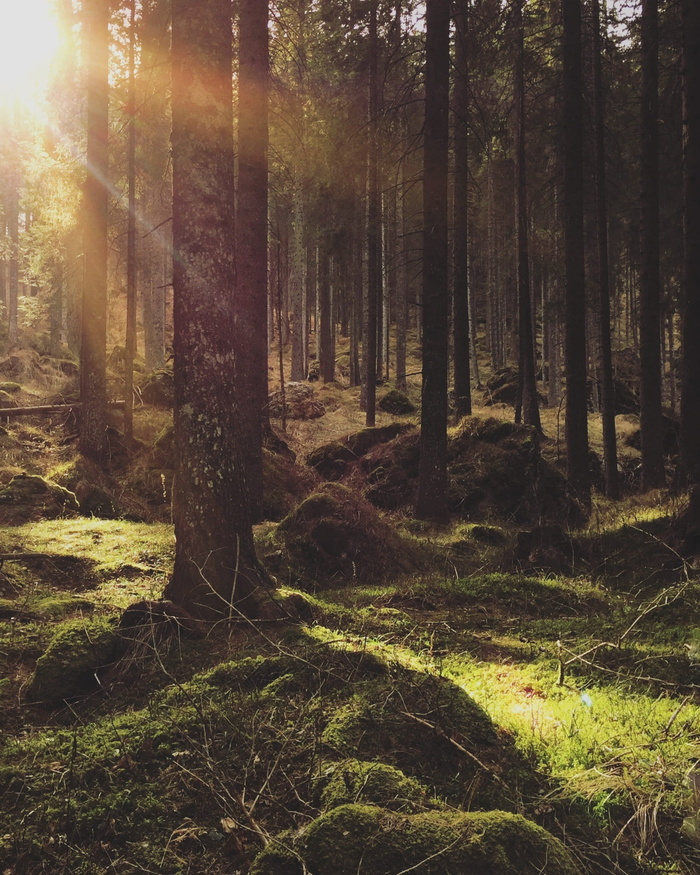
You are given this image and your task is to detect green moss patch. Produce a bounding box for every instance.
[25,617,125,703]
[0,473,79,524]
[275,483,421,585]
[251,805,580,875]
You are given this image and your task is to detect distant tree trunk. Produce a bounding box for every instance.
[416,0,450,522]
[592,0,618,498]
[7,168,19,346]
[124,0,137,446]
[165,0,275,620]
[452,0,471,418]
[514,0,540,432]
[681,0,700,484]
[395,156,408,392]
[236,0,269,521]
[562,0,590,502]
[49,260,63,356]
[365,0,379,426]
[639,0,665,489]
[80,0,109,462]
[318,196,334,382]
[290,178,307,381]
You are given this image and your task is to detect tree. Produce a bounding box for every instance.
[364,0,379,427]
[639,0,665,489]
[416,0,450,522]
[80,0,109,462]
[681,0,700,484]
[452,0,472,418]
[514,0,540,432]
[562,0,589,502]
[164,0,275,620]
[592,0,618,498]
[236,0,270,521]
[124,0,137,446]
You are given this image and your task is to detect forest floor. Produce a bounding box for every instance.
[0,343,699,874]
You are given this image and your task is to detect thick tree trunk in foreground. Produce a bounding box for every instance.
[681,0,700,484]
[416,0,450,522]
[165,0,274,621]
[639,0,665,490]
[562,0,590,503]
[80,0,109,463]
[236,0,269,521]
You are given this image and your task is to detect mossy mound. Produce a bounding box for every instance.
[378,389,416,415]
[1,630,556,873]
[308,423,415,481]
[0,473,80,524]
[275,483,419,585]
[263,448,318,521]
[315,759,430,812]
[0,390,18,409]
[355,417,584,524]
[321,664,523,810]
[268,381,325,419]
[139,368,174,407]
[25,617,125,703]
[251,805,580,875]
[0,381,21,393]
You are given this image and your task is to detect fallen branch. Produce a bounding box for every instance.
[0,400,125,418]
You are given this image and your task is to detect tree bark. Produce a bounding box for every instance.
[514,0,540,432]
[165,0,274,621]
[416,0,450,522]
[592,0,618,497]
[236,0,269,521]
[80,0,109,463]
[562,0,590,502]
[681,0,700,484]
[452,0,472,418]
[365,0,379,426]
[124,0,137,446]
[639,0,665,489]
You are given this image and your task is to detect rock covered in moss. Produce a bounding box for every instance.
[0,381,21,394]
[275,483,419,584]
[307,423,415,481]
[378,389,416,415]
[0,473,80,524]
[321,666,517,810]
[262,448,317,521]
[315,760,430,812]
[251,805,580,875]
[75,479,120,518]
[25,618,124,703]
[0,390,18,409]
[140,368,174,407]
[268,382,325,420]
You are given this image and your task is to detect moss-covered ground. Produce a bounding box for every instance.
[0,345,699,874]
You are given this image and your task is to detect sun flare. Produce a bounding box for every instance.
[0,0,61,110]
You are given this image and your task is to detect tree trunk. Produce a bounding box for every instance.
[562,0,590,502]
[452,0,471,418]
[681,0,700,484]
[592,0,618,497]
[416,0,450,522]
[514,0,540,432]
[80,0,109,463]
[124,0,137,446]
[165,0,274,621]
[365,0,379,426]
[639,0,665,489]
[236,0,269,521]
[396,155,408,392]
[289,177,307,381]
[7,167,19,347]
